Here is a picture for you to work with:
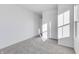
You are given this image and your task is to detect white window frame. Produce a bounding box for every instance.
[58,10,70,39]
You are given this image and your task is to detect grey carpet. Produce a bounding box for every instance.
[0,37,75,54]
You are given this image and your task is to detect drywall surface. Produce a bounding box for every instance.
[58,4,74,48]
[42,8,58,39]
[0,5,40,49]
[75,23,79,53]
[74,23,79,53]
[74,5,79,54]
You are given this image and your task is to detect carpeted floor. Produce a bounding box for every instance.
[0,37,75,54]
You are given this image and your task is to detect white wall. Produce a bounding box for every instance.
[74,5,79,53]
[42,7,58,39]
[58,4,74,48]
[74,23,79,53]
[0,5,41,49]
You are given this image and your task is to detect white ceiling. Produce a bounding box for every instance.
[18,4,57,15]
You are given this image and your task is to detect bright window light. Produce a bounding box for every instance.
[58,27,63,39]
[42,23,47,32]
[63,25,70,38]
[41,23,48,41]
[58,10,70,39]
[42,32,47,39]
[64,11,70,25]
[58,14,63,27]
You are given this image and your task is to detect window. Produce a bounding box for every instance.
[58,27,63,38]
[64,11,70,24]
[58,10,70,39]
[58,14,63,27]
[63,25,70,37]
[42,23,48,41]
[42,23,47,32]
